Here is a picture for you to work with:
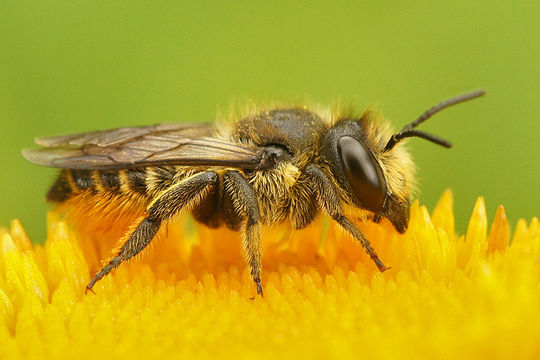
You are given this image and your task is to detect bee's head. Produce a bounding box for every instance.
[322,89,485,233]
[321,119,410,233]
[336,133,409,233]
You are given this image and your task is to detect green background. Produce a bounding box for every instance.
[1,1,538,242]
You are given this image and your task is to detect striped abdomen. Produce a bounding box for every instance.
[46,167,178,203]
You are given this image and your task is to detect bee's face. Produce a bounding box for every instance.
[321,119,410,233]
[337,135,386,213]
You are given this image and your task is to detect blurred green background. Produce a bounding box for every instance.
[1,1,538,242]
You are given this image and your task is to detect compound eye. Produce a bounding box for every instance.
[337,136,386,212]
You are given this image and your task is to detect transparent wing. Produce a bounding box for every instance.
[23,123,263,170]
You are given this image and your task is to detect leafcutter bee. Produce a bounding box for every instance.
[23,90,485,295]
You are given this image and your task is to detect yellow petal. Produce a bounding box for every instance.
[432,188,455,240]
[0,192,538,359]
[487,205,509,253]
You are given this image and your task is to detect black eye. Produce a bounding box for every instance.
[337,136,386,212]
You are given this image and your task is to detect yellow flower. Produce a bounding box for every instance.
[0,190,539,359]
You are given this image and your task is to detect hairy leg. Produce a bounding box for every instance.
[288,171,319,230]
[306,165,389,272]
[223,170,263,295]
[87,171,218,292]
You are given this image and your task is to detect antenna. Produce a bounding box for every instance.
[383,89,485,152]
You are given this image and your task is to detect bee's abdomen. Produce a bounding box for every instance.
[47,168,152,203]
[46,170,74,202]
[125,168,148,195]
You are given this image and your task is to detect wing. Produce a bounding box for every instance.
[22,123,263,170]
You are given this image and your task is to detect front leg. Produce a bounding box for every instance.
[86,171,218,292]
[306,165,389,272]
[223,170,263,296]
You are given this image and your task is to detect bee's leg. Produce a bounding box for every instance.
[288,172,319,230]
[305,165,389,272]
[86,171,218,292]
[223,170,263,296]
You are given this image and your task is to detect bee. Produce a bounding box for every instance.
[23,90,485,295]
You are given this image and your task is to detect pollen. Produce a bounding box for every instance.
[0,190,539,359]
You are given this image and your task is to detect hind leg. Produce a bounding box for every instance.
[86,171,218,292]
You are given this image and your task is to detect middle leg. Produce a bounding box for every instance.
[223,170,263,295]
